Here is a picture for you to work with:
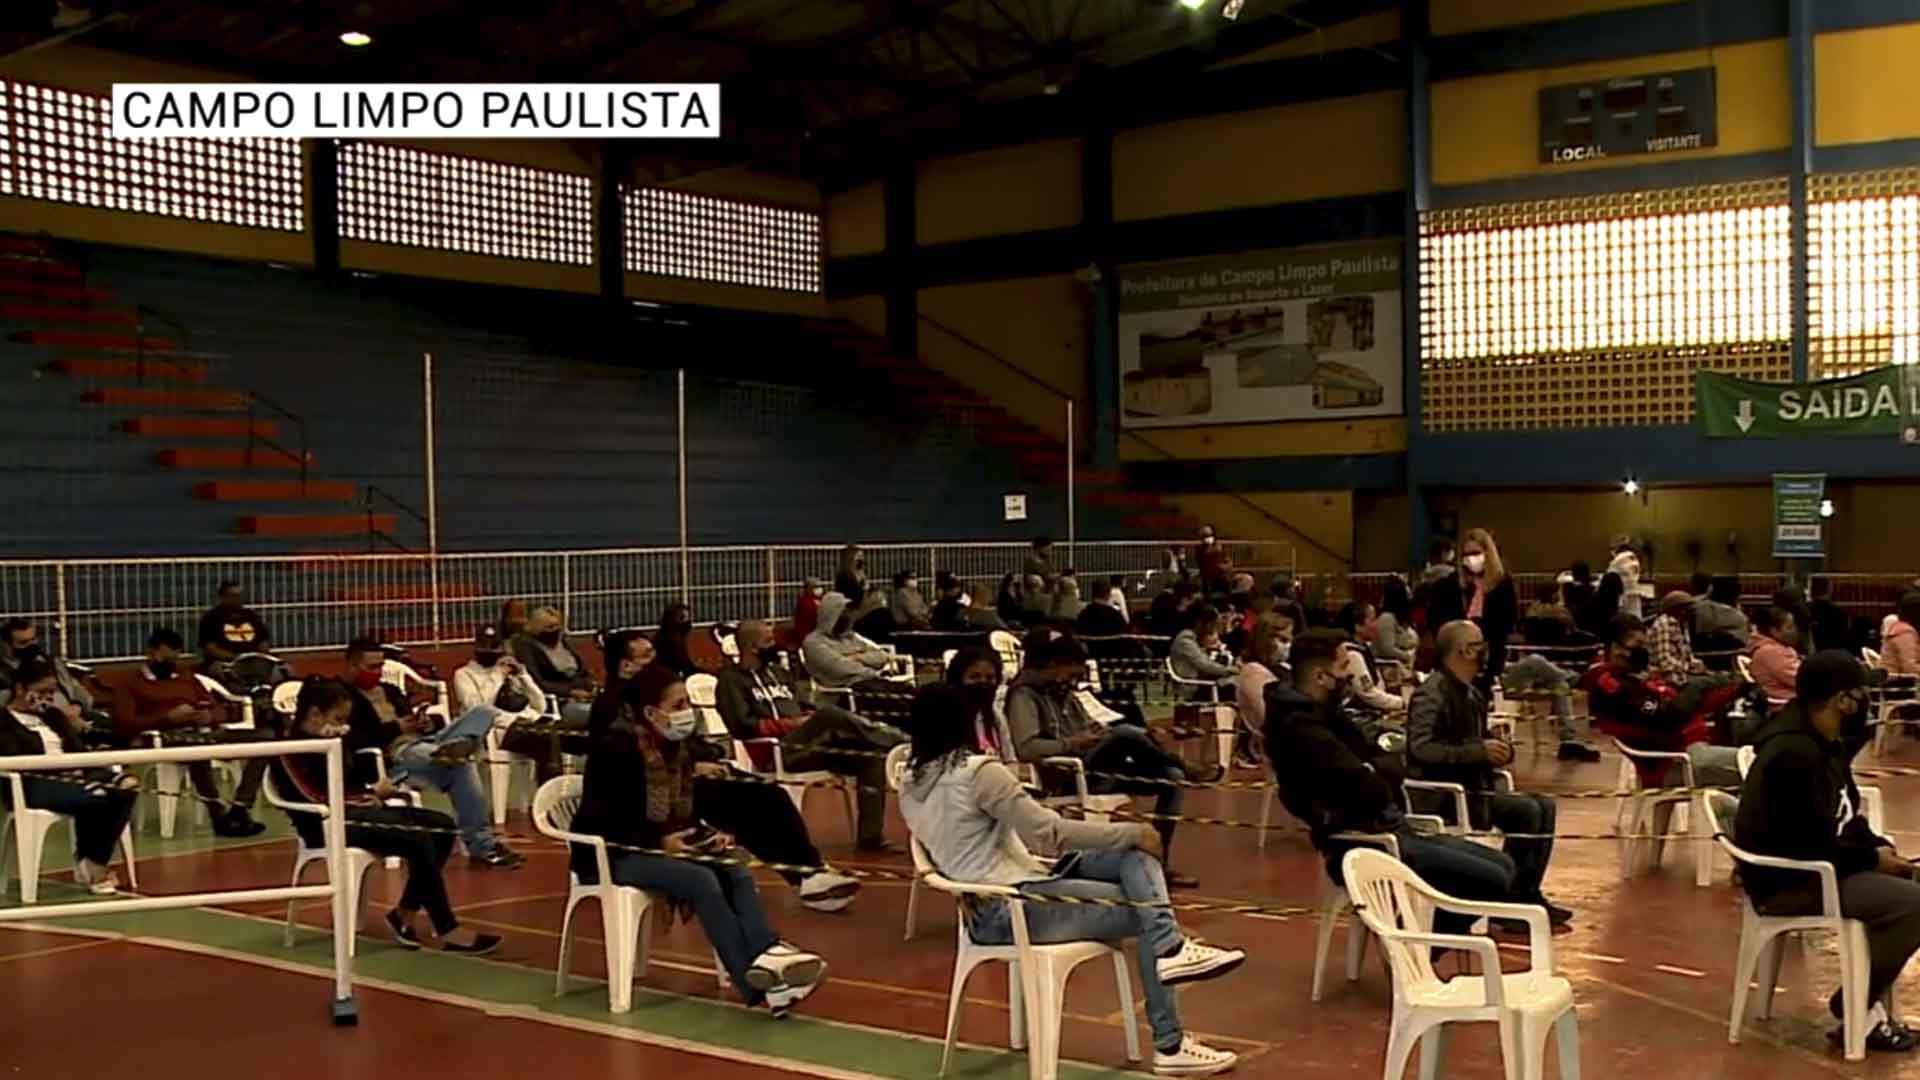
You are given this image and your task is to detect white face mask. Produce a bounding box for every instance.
[1463,553,1487,574]
[1274,641,1291,664]
[957,593,973,608]
[654,707,698,741]
[905,580,919,593]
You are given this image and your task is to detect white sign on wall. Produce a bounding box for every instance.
[1003,494,1028,522]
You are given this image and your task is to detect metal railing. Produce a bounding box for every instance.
[245,389,311,494]
[0,538,1297,664]
[362,484,431,554]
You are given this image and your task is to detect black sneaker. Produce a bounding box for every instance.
[384,909,423,950]
[1557,742,1601,763]
[441,932,502,955]
[1829,1021,1920,1053]
[212,805,267,838]
[471,844,526,870]
[1541,899,1574,927]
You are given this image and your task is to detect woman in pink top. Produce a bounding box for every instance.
[1882,592,1920,678]
[1234,616,1293,740]
[1744,605,1803,708]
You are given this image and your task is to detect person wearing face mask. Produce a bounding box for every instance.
[945,646,1015,761]
[273,677,502,954]
[584,632,861,912]
[573,662,829,1015]
[1745,605,1805,711]
[1265,630,1525,936]
[0,617,96,719]
[111,626,268,837]
[888,570,933,632]
[790,578,828,645]
[715,619,903,853]
[1192,525,1229,594]
[929,571,969,632]
[510,606,597,722]
[1578,613,1744,788]
[1736,651,1920,1053]
[1372,575,1419,671]
[1607,536,1644,619]
[1233,615,1292,766]
[1169,605,1240,694]
[1406,620,1572,927]
[460,624,579,792]
[340,638,524,869]
[833,544,869,605]
[4,657,139,893]
[961,582,1010,631]
[653,603,700,678]
[1333,601,1406,725]
[801,592,899,695]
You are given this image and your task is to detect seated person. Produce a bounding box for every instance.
[1881,592,1920,677]
[1233,616,1291,768]
[451,624,549,756]
[1372,576,1419,670]
[1736,652,1920,1053]
[1745,605,1804,709]
[111,626,266,837]
[1694,575,1752,652]
[510,606,597,722]
[962,582,1011,631]
[1648,591,1721,688]
[1578,614,1743,787]
[1145,583,1198,639]
[800,592,900,695]
[1104,576,1130,615]
[1168,605,1239,695]
[790,578,826,646]
[715,619,902,854]
[889,570,933,632]
[899,683,1245,1077]
[850,588,897,645]
[1265,630,1527,933]
[928,572,969,632]
[1074,587,1130,637]
[946,646,1015,762]
[1332,602,1405,726]
[4,657,139,893]
[1407,620,1572,925]
[994,574,1026,629]
[0,618,101,728]
[653,603,699,678]
[274,677,501,953]
[196,580,272,670]
[573,664,828,1014]
[594,633,861,913]
[341,638,522,869]
[1006,629,1207,888]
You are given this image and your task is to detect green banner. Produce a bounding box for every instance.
[1771,473,1826,559]
[1695,367,1920,438]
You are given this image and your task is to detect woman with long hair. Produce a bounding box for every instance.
[944,645,1013,761]
[897,683,1245,1077]
[653,603,697,677]
[570,664,827,1015]
[995,573,1025,628]
[274,677,501,953]
[1232,614,1292,766]
[1372,574,1418,668]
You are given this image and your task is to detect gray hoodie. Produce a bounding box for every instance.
[802,592,893,688]
[899,754,1133,887]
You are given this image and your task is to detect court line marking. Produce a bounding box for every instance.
[1576,969,1854,1078]
[0,937,117,965]
[1655,963,1708,978]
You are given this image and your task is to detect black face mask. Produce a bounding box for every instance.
[475,651,502,667]
[1841,692,1870,739]
[11,643,42,665]
[962,683,997,708]
[537,630,562,646]
[148,659,177,679]
[1627,647,1651,674]
[756,646,780,664]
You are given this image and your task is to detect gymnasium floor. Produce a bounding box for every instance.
[7,735,1920,1079]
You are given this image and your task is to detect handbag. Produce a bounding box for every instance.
[493,679,531,714]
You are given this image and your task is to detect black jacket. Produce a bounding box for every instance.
[1427,575,1518,680]
[1734,703,1888,907]
[1263,683,1406,852]
[1074,602,1129,638]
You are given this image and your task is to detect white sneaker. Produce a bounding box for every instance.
[1153,1034,1237,1076]
[764,971,828,1018]
[72,859,119,896]
[1156,938,1246,987]
[799,871,860,912]
[746,945,826,993]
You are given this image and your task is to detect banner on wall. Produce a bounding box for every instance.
[1695,368,1920,438]
[1115,238,1404,429]
[1771,473,1826,559]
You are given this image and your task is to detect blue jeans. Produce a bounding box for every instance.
[2,775,136,865]
[392,705,500,857]
[1390,827,1518,934]
[598,850,779,1003]
[1500,653,1577,740]
[970,848,1186,1052]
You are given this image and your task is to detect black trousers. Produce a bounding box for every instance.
[160,727,268,810]
[694,773,825,886]
[334,805,460,934]
[3,775,136,865]
[777,706,896,847]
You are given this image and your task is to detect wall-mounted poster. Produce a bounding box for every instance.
[1116,238,1404,429]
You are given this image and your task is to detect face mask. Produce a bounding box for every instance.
[905,580,919,593]
[1201,534,1215,544]
[958,593,973,608]
[475,651,502,667]
[19,691,55,712]
[147,659,177,680]
[11,643,42,665]
[538,630,562,646]
[352,668,383,691]
[1273,641,1292,664]
[963,683,997,707]
[757,646,780,664]
[655,708,698,741]
[810,587,825,598]
[1626,647,1651,674]
[1463,554,1487,574]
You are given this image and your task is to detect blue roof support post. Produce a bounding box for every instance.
[598,143,628,301]
[1085,125,1118,470]
[1790,0,1813,382]
[1403,0,1432,570]
[884,161,918,362]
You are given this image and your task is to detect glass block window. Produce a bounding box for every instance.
[1421,179,1791,431]
[1810,168,1920,379]
[339,142,592,265]
[0,79,302,231]
[624,186,821,293]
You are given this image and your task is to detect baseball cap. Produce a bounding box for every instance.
[1659,591,1694,615]
[1796,649,1885,704]
[474,625,503,650]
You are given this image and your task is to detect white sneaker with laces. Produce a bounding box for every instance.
[1156,938,1246,986]
[764,973,827,1018]
[799,871,860,912]
[1153,1034,1237,1076]
[72,859,118,896]
[747,945,826,993]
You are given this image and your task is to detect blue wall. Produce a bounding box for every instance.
[1,245,1128,558]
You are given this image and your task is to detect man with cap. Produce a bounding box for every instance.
[1647,590,1709,687]
[1736,651,1919,1053]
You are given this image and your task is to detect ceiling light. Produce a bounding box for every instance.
[1179,0,1207,9]
[1819,498,1835,519]
[339,30,372,46]
[1622,478,1640,496]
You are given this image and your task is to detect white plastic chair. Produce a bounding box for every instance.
[908,830,1141,1080]
[146,673,256,838]
[381,659,448,711]
[989,629,1024,682]
[688,674,858,843]
[1610,739,1718,886]
[0,770,138,904]
[1705,790,1888,1062]
[1311,830,1400,1003]
[532,776,724,1013]
[1341,847,1580,1080]
[260,768,380,956]
[1164,657,1237,767]
[1732,745,1883,835]
[887,744,926,941]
